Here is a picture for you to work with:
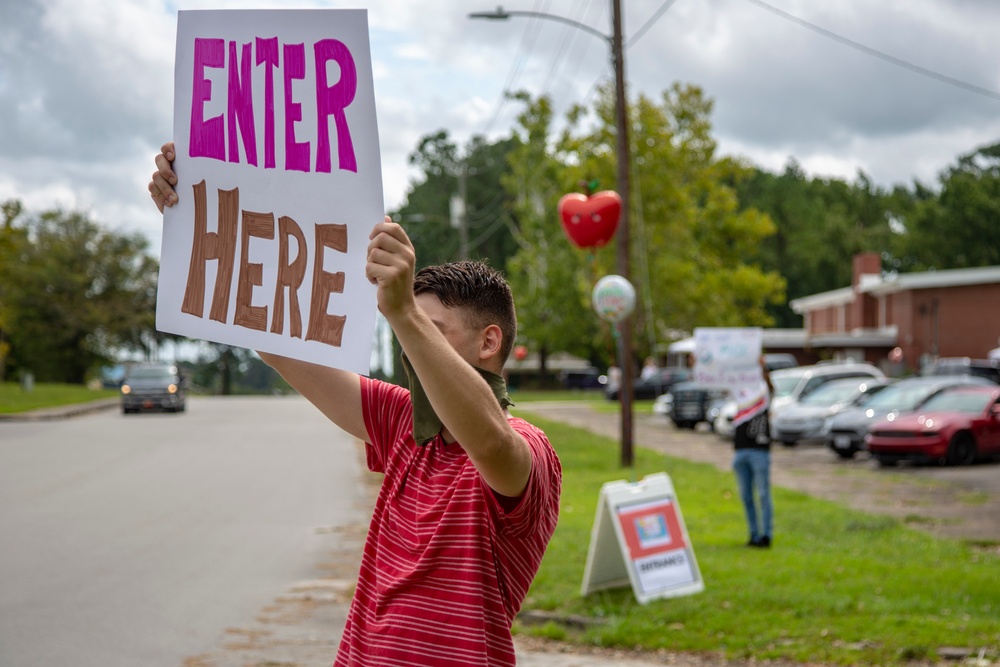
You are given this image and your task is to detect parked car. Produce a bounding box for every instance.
[663,382,728,429]
[121,363,187,414]
[714,399,737,439]
[824,376,993,459]
[770,377,892,447]
[865,385,1000,466]
[922,357,1000,385]
[763,353,798,372]
[558,367,603,390]
[770,362,886,419]
[605,367,691,400]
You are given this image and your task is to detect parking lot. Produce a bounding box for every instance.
[518,401,1000,543]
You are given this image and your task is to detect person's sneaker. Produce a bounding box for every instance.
[750,536,772,548]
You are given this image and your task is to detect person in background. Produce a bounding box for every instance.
[640,356,659,380]
[731,355,773,548]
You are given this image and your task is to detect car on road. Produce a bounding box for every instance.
[864,385,1000,466]
[824,376,992,459]
[606,367,691,401]
[558,367,604,390]
[121,363,187,414]
[770,362,886,419]
[771,377,892,447]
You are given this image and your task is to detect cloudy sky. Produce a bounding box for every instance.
[2,0,998,255]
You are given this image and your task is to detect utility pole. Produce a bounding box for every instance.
[470,1,635,467]
[611,0,634,467]
[451,162,469,260]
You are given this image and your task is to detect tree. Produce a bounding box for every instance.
[894,142,1000,270]
[733,163,900,326]
[0,201,158,383]
[392,130,519,271]
[504,84,785,370]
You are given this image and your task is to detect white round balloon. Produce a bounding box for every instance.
[591,275,636,323]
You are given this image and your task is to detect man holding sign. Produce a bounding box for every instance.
[149,10,560,667]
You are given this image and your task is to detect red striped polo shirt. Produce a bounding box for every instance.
[334,377,561,667]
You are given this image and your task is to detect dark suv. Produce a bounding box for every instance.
[668,382,727,429]
[121,363,187,414]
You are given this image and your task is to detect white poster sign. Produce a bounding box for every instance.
[581,473,704,604]
[694,327,766,425]
[156,10,382,374]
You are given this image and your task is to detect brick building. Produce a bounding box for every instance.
[789,253,1000,372]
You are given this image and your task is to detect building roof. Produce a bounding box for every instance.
[790,264,1000,314]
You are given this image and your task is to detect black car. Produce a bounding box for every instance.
[606,367,691,401]
[668,382,728,429]
[121,363,187,414]
[923,358,1000,384]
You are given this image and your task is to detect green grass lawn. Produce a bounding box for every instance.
[512,412,1000,665]
[0,382,119,414]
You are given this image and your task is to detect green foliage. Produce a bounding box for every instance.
[732,163,901,327]
[0,201,158,384]
[391,130,519,270]
[894,142,1000,270]
[513,413,1000,665]
[505,85,785,368]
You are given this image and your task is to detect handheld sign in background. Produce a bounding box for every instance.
[581,473,704,604]
[694,327,765,426]
[157,10,382,374]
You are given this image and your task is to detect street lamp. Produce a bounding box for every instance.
[470,2,635,467]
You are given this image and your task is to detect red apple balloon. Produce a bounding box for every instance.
[513,345,529,361]
[558,191,622,249]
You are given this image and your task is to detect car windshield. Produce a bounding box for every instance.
[799,381,865,406]
[863,383,938,411]
[770,374,802,398]
[128,366,176,380]
[919,391,994,414]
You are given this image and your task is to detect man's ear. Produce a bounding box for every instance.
[479,324,503,362]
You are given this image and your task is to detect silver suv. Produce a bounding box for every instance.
[769,362,886,419]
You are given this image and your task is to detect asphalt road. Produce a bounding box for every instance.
[0,396,368,667]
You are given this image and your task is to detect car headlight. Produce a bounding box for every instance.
[121,384,131,395]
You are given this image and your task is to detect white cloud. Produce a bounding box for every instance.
[1,0,998,256]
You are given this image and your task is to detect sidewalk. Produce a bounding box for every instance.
[0,397,119,422]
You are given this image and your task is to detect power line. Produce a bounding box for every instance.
[627,0,680,49]
[743,0,1000,102]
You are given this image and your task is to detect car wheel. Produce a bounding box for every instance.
[781,440,797,448]
[833,445,857,460]
[946,433,977,466]
[874,455,897,467]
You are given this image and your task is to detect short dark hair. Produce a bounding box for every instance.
[413,260,517,363]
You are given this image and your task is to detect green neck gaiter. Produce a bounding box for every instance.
[400,353,514,446]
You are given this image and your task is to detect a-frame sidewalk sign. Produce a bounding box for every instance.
[581,472,704,604]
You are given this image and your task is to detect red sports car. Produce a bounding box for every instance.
[865,386,1000,466]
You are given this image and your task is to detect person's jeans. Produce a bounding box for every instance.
[733,448,772,542]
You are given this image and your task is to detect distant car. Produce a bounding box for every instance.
[763,353,798,372]
[606,367,691,401]
[770,362,886,419]
[714,399,737,439]
[922,357,1000,385]
[663,382,728,429]
[558,367,603,390]
[770,377,892,447]
[865,385,1000,466]
[825,376,993,459]
[121,363,187,414]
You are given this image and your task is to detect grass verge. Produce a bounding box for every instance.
[0,382,118,414]
[513,413,1000,666]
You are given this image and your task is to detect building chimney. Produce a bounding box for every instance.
[853,252,881,290]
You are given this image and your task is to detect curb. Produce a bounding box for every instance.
[0,398,120,422]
